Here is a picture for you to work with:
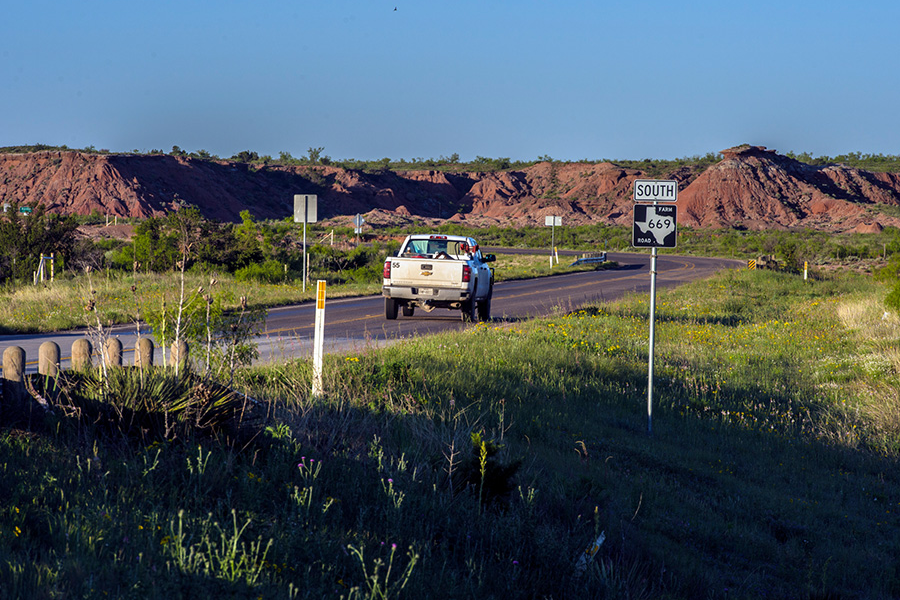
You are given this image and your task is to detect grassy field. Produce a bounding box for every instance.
[2,267,899,598]
[0,253,608,334]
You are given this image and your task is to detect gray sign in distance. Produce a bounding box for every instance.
[632,204,677,248]
[293,194,318,223]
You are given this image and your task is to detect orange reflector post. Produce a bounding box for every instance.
[312,280,327,398]
[316,280,327,309]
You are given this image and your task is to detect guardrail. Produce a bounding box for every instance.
[569,252,608,267]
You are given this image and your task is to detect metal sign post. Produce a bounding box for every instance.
[294,195,318,293]
[647,242,658,434]
[353,213,365,244]
[632,181,678,434]
[545,215,561,267]
[304,201,308,291]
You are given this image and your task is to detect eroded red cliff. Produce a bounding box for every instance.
[2,147,899,232]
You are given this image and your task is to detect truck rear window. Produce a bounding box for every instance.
[406,239,465,256]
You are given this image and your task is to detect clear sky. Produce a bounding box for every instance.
[3,0,899,162]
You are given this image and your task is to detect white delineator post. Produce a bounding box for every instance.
[312,280,327,398]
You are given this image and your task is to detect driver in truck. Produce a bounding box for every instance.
[404,238,476,259]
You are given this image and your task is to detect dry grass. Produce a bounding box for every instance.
[0,272,380,333]
[0,254,609,333]
[837,296,900,339]
[835,296,900,375]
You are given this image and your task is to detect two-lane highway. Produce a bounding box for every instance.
[1,253,742,371]
[255,252,742,359]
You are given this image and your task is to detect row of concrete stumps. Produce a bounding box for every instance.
[1,337,189,407]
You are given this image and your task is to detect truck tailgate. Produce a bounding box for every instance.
[390,259,461,287]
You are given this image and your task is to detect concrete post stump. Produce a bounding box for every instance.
[136,337,154,368]
[38,341,61,377]
[169,340,189,369]
[2,346,26,407]
[105,338,123,368]
[71,338,92,370]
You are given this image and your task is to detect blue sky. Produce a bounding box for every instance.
[3,1,899,162]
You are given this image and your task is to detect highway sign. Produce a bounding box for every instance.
[295,194,318,293]
[544,216,562,267]
[632,204,677,248]
[294,194,318,223]
[634,180,678,203]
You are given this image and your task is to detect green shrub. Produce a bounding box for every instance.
[234,260,287,284]
[875,257,900,281]
[885,280,900,315]
[40,368,257,443]
[456,431,522,507]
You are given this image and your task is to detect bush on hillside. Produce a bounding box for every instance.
[885,281,900,316]
[234,260,287,284]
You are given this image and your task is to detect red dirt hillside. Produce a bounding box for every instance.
[2,147,900,232]
[678,145,900,232]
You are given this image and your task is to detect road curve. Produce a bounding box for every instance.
[1,252,742,371]
[255,251,742,360]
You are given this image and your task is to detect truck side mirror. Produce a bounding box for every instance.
[483,254,496,263]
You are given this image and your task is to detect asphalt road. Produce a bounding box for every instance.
[1,252,742,372]
[255,251,741,360]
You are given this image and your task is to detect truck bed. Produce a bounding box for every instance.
[388,255,465,289]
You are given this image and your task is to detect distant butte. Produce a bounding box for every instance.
[2,147,900,233]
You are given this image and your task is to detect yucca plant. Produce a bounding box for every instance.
[455,430,522,508]
[42,367,259,444]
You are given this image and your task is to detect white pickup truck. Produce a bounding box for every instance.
[382,234,496,321]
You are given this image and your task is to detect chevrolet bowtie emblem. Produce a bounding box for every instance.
[421,271,432,276]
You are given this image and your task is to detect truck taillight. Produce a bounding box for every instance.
[383,260,392,279]
[462,264,471,282]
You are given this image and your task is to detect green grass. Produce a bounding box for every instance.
[0,253,611,334]
[3,268,900,598]
[0,270,384,334]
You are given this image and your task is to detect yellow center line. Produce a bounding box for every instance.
[498,258,694,301]
[12,259,705,367]
[264,313,382,336]
[261,260,694,336]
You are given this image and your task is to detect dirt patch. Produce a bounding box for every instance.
[76,223,134,241]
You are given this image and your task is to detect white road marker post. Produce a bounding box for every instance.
[312,280,327,398]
